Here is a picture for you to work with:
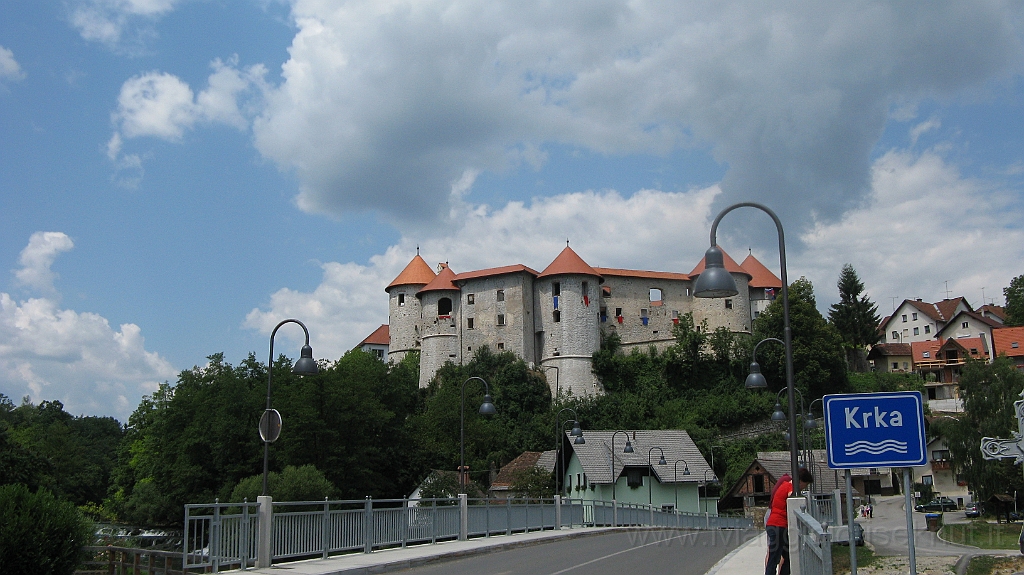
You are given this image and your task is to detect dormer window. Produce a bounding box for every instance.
[923,351,930,358]
[1013,342,1020,349]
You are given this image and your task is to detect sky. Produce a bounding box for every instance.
[2,1,1024,422]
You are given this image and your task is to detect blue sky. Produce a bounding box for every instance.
[1,1,1023,421]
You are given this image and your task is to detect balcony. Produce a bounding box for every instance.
[931,460,951,471]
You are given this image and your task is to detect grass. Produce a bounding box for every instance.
[941,521,1022,550]
[832,543,877,574]
[965,554,1024,575]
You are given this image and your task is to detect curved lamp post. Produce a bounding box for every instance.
[460,376,496,493]
[693,202,800,495]
[672,459,691,511]
[555,407,585,496]
[610,430,634,501]
[648,447,667,505]
[745,337,784,389]
[262,319,319,497]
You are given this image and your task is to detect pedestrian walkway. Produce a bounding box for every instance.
[704,530,767,575]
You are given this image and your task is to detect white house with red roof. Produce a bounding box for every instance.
[368,245,781,394]
[993,326,1024,370]
[880,297,972,345]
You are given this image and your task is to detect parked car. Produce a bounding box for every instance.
[965,502,983,518]
[838,522,864,546]
[915,497,958,512]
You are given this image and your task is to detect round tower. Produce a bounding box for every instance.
[386,254,435,365]
[535,246,603,397]
[416,264,461,388]
[687,247,752,333]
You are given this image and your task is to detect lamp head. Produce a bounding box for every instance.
[574,433,586,445]
[804,413,818,430]
[745,361,768,389]
[570,421,583,437]
[292,344,319,376]
[658,455,667,465]
[771,401,786,422]
[693,245,739,298]
[683,467,690,475]
[623,440,634,454]
[479,394,496,415]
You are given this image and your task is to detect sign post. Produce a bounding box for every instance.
[825,391,927,575]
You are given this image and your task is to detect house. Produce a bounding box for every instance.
[357,324,390,360]
[488,450,556,499]
[374,244,780,394]
[559,429,716,513]
[912,437,971,507]
[979,304,1006,325]
[935,310,1002,360]
[993,326,1024,370]
[867,343,913,373]
[880,297,972,345]
[719,450,874,522]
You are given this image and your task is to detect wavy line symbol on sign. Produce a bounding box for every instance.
[845,440,908,456]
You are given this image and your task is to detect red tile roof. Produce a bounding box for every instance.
[687,246,751,278]
[942,337,989,360]
[935,297,972,321]
[359,324,390,346]
[536,246,602,280]
[867,343,912,357]
[981,304,1007,322]
[911,340,942,363]
[592,267,690,281]
[387,255,436,289]
[418,263,460,294]
[993,327,1024,358]
[454,264,540,282]
[905,299,943,322]
[739,253,782,289]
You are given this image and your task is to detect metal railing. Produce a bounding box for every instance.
[77,546,190,575]
[794,506,832,575]
[183,496,754,572]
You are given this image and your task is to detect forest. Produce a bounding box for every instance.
[0,275,930,527]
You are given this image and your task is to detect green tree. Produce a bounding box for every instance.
[508,466,555,499]
[937,357,1024,501]
[0,484,93,575]
[229,465,336,502]
[1004,273,1024,326]
[828,264,881,371]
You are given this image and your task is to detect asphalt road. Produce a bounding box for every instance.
[864,495,982,557]
[390,528,758,575]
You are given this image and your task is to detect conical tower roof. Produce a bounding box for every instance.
[687,246,750,278]
[740,253,782,289]
[387,254,436,290]
[418,263,460,295]
[536,245,602,280]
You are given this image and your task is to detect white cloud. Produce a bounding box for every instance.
[0,45,25,83]
[68,0,180,48]
[0,234,176,420]
[250,0,1024,225]
[910,117,941,147]
[799,149,1024,312]
[14,232,74,293]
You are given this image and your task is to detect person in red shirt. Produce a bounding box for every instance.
[765,467,813,575]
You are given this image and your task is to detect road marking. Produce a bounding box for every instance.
[544,532,698,575]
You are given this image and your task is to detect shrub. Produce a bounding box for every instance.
[0,484,93,575]
[230,465,337,502]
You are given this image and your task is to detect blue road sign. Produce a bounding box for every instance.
[824,391,926,469]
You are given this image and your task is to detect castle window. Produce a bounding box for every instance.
[600,308,607,322]
[553,310,561,323]
[467,293,475,305]
[649,288,662,304]
[582,281,589,295]
[552,282,561,296]
[398,293,406,306]
[438,297,453,316]
[640,308,648,318]
[497,314,506,326]
[467,317,474,329]
[497,342,504,350]
[602,286,611,297]
[615,307,622,317]
[496,289,504,302]
[725,299,733,309]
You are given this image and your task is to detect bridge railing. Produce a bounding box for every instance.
[183,496,753,572]
[794,505,832,575]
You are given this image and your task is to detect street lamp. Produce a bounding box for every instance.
[460,376,496,493]
[648,447,667,505]
[693,202,801,495]
[262,319,319,497]
[745,337,784,389]
[672,459,691,512]
[555,408,585,496]
[610,430,634,501]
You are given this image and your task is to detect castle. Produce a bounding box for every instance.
[358,245,782,395]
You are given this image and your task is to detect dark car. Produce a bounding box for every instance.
[838,522,864,546]
[965,502,983,518]
[915,497,958,512]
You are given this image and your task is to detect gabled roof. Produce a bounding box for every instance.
[418,263,460,295]
[455,264,540,282]
[536,246,602,280]
[565,430,710,485]
[687,246,751,279]
[739,253,782,289]
[903,299,943,322]
[942,310,1004,331]
[593,268,690,282]
[866,343,912,358]
[358,324,390,346]
[993,326,1024,358]
[911,340,943,363]
[387,255,436,290]
[490,450,556,491]
[980,305,1006,323]
[938,336,988,359]
[935,297,972,321]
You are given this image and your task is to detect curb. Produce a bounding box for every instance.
[703,530,762,575]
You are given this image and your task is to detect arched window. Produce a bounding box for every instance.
[438,297,453,316]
